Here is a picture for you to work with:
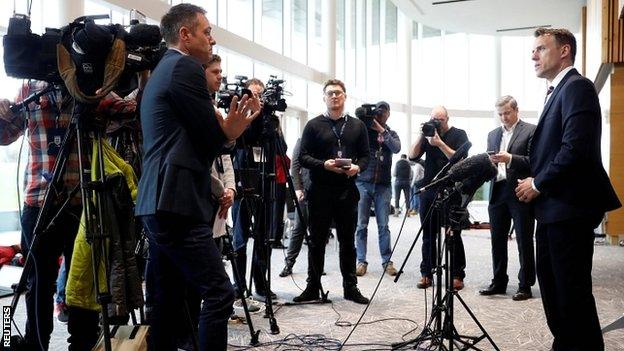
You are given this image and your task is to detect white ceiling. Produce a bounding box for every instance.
[393,0,587,36]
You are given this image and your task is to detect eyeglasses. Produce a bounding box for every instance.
[324,90,344,97]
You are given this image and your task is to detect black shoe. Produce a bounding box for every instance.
[272,242,286,249]
[256,288,277,300]
[279,265,293,277]
[478,284,507,296]
[344,287,369,305]
[293,285,320,302]
[512,289,532,301]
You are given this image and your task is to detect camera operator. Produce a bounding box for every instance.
[408,105,469,291]
[354,101,401,277]
[135,4,260,350]
[0,81,106,350]
[294,79,370,304]
[230,78,286,300]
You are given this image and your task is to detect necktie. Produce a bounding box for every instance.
[544,86,554,104]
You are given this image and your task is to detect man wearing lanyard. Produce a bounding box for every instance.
[294,79,371,304]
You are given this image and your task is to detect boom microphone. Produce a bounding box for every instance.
[448,141,472,166]
[418,153,497,194]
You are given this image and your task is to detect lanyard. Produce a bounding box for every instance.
[330,116,348,157]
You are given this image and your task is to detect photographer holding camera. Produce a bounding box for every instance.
[408,105,469,291]
[354,101,401,277]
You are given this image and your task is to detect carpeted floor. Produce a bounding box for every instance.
[2,213,624,350]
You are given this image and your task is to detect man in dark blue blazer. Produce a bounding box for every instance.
[481,96,536,301]
[516,28,621,351]
[136,4,259,350]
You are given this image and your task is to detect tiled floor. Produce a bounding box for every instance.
[2,214,624,350]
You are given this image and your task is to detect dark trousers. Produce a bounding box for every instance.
[418,190,466,279]
[488,181,536,290]
[394,181,411,209]
[231,198,268,293]
[20,204,83,350]
[306,184,359,290]
[141,213,235,351]
[273,183,286,243]
[284,198,308,267]
[536,219,603,351]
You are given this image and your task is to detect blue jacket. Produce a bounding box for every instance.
[357,126,400,185]
[136,50,226,222]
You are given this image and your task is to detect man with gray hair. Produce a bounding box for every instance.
[479,96,536,301]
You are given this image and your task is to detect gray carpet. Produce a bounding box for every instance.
[3,214,623,350]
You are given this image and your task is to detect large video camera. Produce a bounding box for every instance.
[217,75,252,111]
[3,13,165,99]
[355,103,385,129]
[422,119,442,137]
[261,75,287,113]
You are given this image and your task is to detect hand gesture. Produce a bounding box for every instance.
[220,94,261,140]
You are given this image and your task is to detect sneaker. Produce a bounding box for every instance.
[233,297,261,313]
[453,278,465,291]
[55,302,68,324]
[383,261,398,276]
[293,285,320,302]
[344,287,369,304]
[356,262,368,276]
[417,276,432,289]
[279,264,293,277]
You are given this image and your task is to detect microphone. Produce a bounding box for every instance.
[418,153,497,194]
[448,141,472,165]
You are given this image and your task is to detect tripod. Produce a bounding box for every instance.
[393,186,498,351]
[10,101,116,351]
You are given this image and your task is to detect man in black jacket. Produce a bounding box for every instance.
[294,79,370,304]
[136,4,259,350]
[516,27,620,351]
[480,95,536,301]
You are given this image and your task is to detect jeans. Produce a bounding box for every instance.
[355,182,392,265]
[410,185,420,211]
[20,204,81,350]
[141,213,235,351]
[55,256,67,304]
[284,198,308,267]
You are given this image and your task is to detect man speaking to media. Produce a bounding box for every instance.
[135,4,260,350]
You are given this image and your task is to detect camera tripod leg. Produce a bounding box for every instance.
[222,233,260,345]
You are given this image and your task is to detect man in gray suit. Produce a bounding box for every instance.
[479,95,536,301]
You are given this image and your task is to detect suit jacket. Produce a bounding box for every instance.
[136,49,226,222]
[530,68,620,224]
[487,120,536,202]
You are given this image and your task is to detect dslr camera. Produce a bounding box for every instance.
[422,119,442,137]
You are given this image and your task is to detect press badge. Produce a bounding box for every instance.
[47,128,65,156]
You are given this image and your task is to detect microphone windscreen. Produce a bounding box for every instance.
[449,153,497,183]
[126,24,162,47]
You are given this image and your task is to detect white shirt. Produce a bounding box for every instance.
[495,120,519,182]
[544,66,575,105]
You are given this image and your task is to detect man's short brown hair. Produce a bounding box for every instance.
[245,78,265,90]
[206,54,221,67]
[160,3,206,46]
[534,27,576,64]
[323,79,346,94]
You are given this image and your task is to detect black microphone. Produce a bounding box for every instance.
[125,23,162,47]
[448,153,498,194]
[448,141,472,165]
[418,152,496,194]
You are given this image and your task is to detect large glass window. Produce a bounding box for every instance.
[260,0,283,53]
[290,0,307,64]
[443,32,468,108]
[384,0,397,43]
[226,0,253,40]
[468,34,496,109]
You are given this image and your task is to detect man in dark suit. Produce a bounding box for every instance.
[136,4,259,350]
[516,28,621,351]
[480,95,536,301]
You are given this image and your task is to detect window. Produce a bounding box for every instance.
[260,0,283,53]
[384,0,397,43]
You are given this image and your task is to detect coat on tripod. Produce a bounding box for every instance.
[66,140,144,318]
